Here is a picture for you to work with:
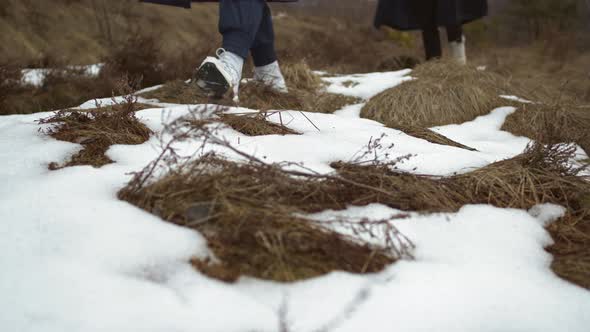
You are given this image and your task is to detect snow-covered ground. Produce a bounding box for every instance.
[1,70,589,332]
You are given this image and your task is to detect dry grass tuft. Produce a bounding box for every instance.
[40,95,152,169]
[303,92,362,114]
[140,80,203,104]
[547,212,590,289]
[218,113,299,136]
[360,60,536,128]
[281,61,324,92]
[119,155,409,282]
[238,82,305,111]
[501,101,590,155]
[184,111,300,137]
[396,125,477,151]
[327,143,587,213]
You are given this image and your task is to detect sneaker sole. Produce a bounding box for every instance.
[194,62,230,98]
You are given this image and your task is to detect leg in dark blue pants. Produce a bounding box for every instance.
[219,0,277,66]
[195,0,285,98]
[250,4,277,67]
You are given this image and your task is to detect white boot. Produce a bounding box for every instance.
[449,35,467,65]
[195,48,243,101]
[253,61,288,93]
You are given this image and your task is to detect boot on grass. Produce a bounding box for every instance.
[253,60,288,93]
[194,48,243,100]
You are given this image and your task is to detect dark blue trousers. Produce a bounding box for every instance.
[219,0,277,67]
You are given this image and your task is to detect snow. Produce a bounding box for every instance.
[500,94,534,104]
[322,70,413,99]
[1,70,589,332]
[21,64,103,87]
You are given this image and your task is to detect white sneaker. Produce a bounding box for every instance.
[194,48,243,100]
[449,35,467,65]
[253,61,288,93]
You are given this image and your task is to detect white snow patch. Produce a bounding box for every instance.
[500,94,535,104]
[529,204,567,226]
[322,70,412,99]
[21,64,103,87]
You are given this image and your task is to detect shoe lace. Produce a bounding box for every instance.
[215,48,240,85]
[215,48,241,102]
[215,48,226,58]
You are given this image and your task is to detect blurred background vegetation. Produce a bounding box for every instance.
[1,0,589,115]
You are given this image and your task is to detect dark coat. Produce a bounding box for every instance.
[374,0,488,31]
[141,0,298,9]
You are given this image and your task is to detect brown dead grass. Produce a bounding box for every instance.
[471,46,590,104]
[281,60,323,92]
[328,143,588,213]
[360,60,539,129]
[219,113,299,136]
[181,112,299,137]
[119,155,406,282]
[396,125,477,151]
[502,101,590,155]
[0,62,23,102]
[41,100,152,169]
[305,92,362,114]
[547,211,590,289]
[1,66,120,115]
[119,131,590,287]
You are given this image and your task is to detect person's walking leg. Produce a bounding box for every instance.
[194,0,265,99]
[446,25,463,43]
[446,24,466,64]
[250,3,277,67]
[220,0,265,60]
[422,25,441,60]
[250,3,288,92]
[418,0,442,60]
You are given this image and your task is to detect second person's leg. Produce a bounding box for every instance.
[446,25,466,64]
[250,3,288,93]
[422,25,442,61]
[417,0,442,61]
[194,0,267,98]
[250,3,277,68]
